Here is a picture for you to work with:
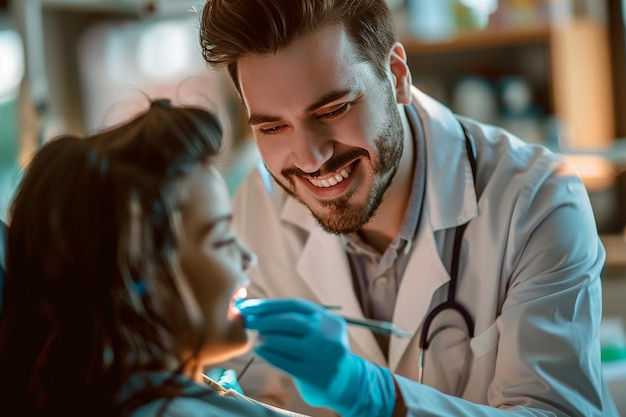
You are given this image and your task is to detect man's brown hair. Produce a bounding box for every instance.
[200,0,398,91]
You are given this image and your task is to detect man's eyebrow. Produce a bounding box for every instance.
[305,89,352,113]
[247,89,352,126]
[248,113,281,126]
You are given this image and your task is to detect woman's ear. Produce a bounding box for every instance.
[389,42,412,105]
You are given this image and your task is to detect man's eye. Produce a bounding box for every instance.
[259,125,285,135]
[320,103,350,119]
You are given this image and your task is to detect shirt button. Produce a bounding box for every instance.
[374,276,389,287]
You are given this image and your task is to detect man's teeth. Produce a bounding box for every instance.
[308,166,352,188]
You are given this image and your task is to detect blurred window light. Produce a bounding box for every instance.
[458,0,498,15]
[78,17,213,131]
[0,30,24,102]
[137,20,194,80]
[457,0,498,30]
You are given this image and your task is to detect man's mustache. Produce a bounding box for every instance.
[281,148,367,179]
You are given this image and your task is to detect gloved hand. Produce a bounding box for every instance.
[235,298,396,417]
[204,368,244,395]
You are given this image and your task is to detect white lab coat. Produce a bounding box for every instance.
[228,88,619,416]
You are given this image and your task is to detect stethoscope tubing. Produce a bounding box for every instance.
[417,121,477,387]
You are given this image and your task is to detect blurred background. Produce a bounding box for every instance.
[7,0,624,225]
[0,0,257,215]
[0,0,625,409]
[0,0,625,223]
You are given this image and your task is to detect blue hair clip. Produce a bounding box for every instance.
[132,281,148,297]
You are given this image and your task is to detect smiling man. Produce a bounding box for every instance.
[238,23,410,242]
[199,1,618,416]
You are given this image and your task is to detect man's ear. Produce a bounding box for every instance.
[389,42,412,105]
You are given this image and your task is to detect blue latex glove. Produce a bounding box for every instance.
[204,368,244,395]
[236,298,396,417]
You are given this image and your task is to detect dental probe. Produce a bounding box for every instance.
[324,305,412,338]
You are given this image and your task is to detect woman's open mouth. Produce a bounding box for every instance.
[227,286,248,320]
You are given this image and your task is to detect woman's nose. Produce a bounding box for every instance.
[240,240,257,271]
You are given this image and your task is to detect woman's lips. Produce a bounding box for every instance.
[228,286,248,319]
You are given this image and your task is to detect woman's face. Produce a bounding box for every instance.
[174,164,255,365]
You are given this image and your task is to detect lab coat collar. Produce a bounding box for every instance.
[410,87,479,231]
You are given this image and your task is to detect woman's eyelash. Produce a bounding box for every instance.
[214,238,237,249]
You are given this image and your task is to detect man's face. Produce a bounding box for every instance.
[238,24,406,235]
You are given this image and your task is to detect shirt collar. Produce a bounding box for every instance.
[341,102,426,255]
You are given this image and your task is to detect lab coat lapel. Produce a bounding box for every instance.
[388,89,479,370]
[388,204,450,371]
[412,88,478,230]
[281,198,387,366]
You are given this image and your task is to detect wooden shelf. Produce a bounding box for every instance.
[402,26,551,54]
[41,0,198,18]
[402,18,615,150]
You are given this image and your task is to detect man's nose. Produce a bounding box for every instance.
[292,128,333,174]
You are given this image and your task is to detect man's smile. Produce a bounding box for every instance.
[306,163,353,188]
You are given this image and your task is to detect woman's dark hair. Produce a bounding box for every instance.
[0,100,223,416]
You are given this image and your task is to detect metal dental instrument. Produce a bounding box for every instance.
[237,355,256,380]
[337,314,413,338]
[324,305,412,338]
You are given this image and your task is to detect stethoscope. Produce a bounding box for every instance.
[416,121,478,393]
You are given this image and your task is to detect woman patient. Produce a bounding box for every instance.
[0,100,283,416]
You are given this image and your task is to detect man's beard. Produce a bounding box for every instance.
[271,92,405,235]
